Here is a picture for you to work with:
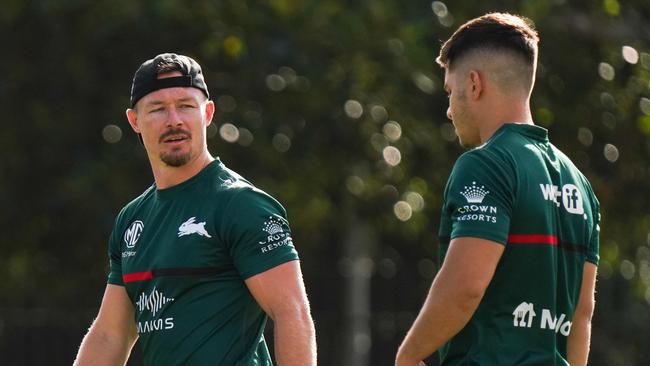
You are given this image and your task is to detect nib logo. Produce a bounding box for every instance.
[460,182,489,204]
[512,301,536,328]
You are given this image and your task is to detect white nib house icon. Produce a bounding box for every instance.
[461,182,490,204]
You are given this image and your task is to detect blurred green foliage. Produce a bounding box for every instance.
[0,0,649,365]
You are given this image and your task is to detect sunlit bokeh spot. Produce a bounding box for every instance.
[383,121,402,142]
[370,105,388,122]
[219,123,239,143]
[417,258,436,279]
[387,38,404,56]
[294,76,311,92]
[599,260,613,279]
[102,124,122,144]
[639,97,650,115]
[382,146,402,166]
[412,72,435,94]
[344,100,364,119]
[440,122,457,142]
[378,258,397,279]
[622,45,639,64]
[371,133,388,152]
[217,95,237,112]
[278,66,297,83]
[237,127,254,146]
[346,175,365,195]
[207,123,218,138]
[405,191,425,212]
[223,35,243,58]
[600,92,616,109]
[266,74,286,91]
[393,201,412,221]
[438,14,454,27]
[577,127,593,146]
[272,133,291,152]
[603,143,619,162]
[598,62,615,81]
[641,53,650,70]
[603,0,620,16]
[620,259,635,280]
[431,1,448,17]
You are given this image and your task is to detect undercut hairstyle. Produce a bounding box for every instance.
[436,12,539,71]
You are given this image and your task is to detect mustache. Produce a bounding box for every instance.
[159,128,191,143]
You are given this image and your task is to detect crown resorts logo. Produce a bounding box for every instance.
[263,216,285,236]
[460,182,489,204]
[258,216,293,254]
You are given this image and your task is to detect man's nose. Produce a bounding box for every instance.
[166,106,183,127]
[446,106,452,121]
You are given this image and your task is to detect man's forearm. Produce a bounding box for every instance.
[567,316,591,366]
[396,277,483,365]
[74,326,135,366]
[273,310,317,366]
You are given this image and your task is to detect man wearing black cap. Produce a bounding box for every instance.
[74,53,317,366]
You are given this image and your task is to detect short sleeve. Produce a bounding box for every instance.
[586,197,600,265]
[442,151,515,245]
[107,228,124,286]
[223,188,299,279]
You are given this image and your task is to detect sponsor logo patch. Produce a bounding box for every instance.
[178,217,212,238]
[135,287,175,334]
[456,182,498,223]
[258,216,293,253]
[512,301,572,336]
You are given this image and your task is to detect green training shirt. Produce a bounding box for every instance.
[438,124,600,365]
[107,159,298,366]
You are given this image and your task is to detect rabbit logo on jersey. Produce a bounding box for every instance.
[456,182,498,223]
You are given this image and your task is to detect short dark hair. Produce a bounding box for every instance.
[436,13,539,70]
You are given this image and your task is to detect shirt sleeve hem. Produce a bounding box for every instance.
[240,255,299,280]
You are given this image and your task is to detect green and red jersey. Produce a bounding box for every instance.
[107,159,298,366]
[438,123,600,365]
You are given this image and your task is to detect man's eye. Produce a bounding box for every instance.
[180,104,195,109]
[149,107,164,113]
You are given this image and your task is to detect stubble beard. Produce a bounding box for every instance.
[160,149,192,167]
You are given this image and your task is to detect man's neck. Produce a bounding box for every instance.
[478,100,533,144]
[151,151,215,190]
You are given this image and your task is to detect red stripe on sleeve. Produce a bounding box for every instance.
[507,234,558,246]
[122,271,153,283]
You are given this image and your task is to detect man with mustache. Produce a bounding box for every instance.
[396,13,600,366]
[74,53,316,366]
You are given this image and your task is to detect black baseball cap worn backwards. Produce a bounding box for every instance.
[130,53,210,107]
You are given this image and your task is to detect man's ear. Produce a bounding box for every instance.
[126,108,141,133]
[204,100,215,127]
[468,70,483,100]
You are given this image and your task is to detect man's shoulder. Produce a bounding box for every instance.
[211,164,285,213]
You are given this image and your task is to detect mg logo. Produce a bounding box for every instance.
[124,220,144,249]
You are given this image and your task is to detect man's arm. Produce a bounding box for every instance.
[395,237,505,366]
[567,262,597,366]
[245,260,317,366]
[74,284,138,366]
